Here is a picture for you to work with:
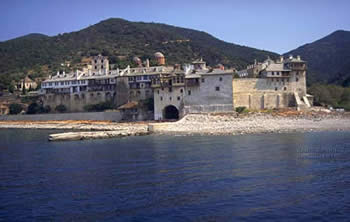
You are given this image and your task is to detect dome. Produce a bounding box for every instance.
[154,52,164,58]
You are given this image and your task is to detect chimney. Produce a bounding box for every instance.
[280,56,284,63]
[297,55,301,60]
[289,55,293,60]
[146,59,150,68]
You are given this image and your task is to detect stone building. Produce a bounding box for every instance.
[16,76,38,91]
[234,55,312,110]
[41,55,117,112]
[152,60,234,120]
[91,54,109,75]
[40,53,174,114]
[40,52,312,118]
[0,104,9,115]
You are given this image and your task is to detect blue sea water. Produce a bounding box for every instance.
[0,129,350,221]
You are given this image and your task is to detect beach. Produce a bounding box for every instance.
[1,109,350,141]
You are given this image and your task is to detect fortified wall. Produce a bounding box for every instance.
[42,91,116,112]
[232,79,295,110]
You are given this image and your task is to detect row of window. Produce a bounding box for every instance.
[94,65,104,69]
[43,80,87,87]
[128,75,154,82]
[201,77,223,83]
[130,90,152,96]
[275,87,287,91]
[160,96,181,101]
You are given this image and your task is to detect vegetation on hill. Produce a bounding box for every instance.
[285,30,350,86]
[0,18,278,90]
[309,84,350,110]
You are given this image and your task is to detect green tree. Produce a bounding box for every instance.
[27,102,41,114]
[55,104,67,113]
[9,103,23,115]
[22,85,27,95]
[8,84,15,93]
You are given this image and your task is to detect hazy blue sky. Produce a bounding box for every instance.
[1,0,349,53]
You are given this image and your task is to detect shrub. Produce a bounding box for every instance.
[144,98,154,111]
[27,103,51,114]
[43,105,51,113]
[55,104,67,113]
[235,106,246,114]
[9,103,23,115]
[27,102,40,114]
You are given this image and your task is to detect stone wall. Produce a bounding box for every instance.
[184,104,233,114]
[0,111,122,121]
[185,73,233,107]
[232,79,295,109]
[42,91,116,112]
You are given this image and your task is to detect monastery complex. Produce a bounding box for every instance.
[40,52,313,120]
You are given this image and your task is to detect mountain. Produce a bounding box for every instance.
[0,18,278,90]
[285,30,350,86]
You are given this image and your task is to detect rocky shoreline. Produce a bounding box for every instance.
[1,110,350,141]
[149,112,350,135]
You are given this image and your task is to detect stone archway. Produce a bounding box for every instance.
[163,105,179,120]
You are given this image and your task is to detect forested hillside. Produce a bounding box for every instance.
[0,18,278,90]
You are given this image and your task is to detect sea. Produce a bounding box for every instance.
[0,129,350,221]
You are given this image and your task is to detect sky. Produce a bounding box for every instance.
[1,0,349,54]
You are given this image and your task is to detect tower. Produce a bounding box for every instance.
[91,54,109,75]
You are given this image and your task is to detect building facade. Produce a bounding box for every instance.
[152,60,234,120]
[40,53,312,118]
[234,55,312,110]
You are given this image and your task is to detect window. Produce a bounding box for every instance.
[157,90,160,94]
[188,90,191,95]
[169,87,172,92]
[95,66,97,69]
[275,87,277,91]
[201,78,205,83]
[219,77,223,81]
[101,65,103,69]
[160,96,163,101]
[180,89,183,93]
[169,97,172,101]
[272,72,274,75]
[284,87,287,91]
[296,77,299,82]
[216,86,220,91]
[177,96,181,101]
